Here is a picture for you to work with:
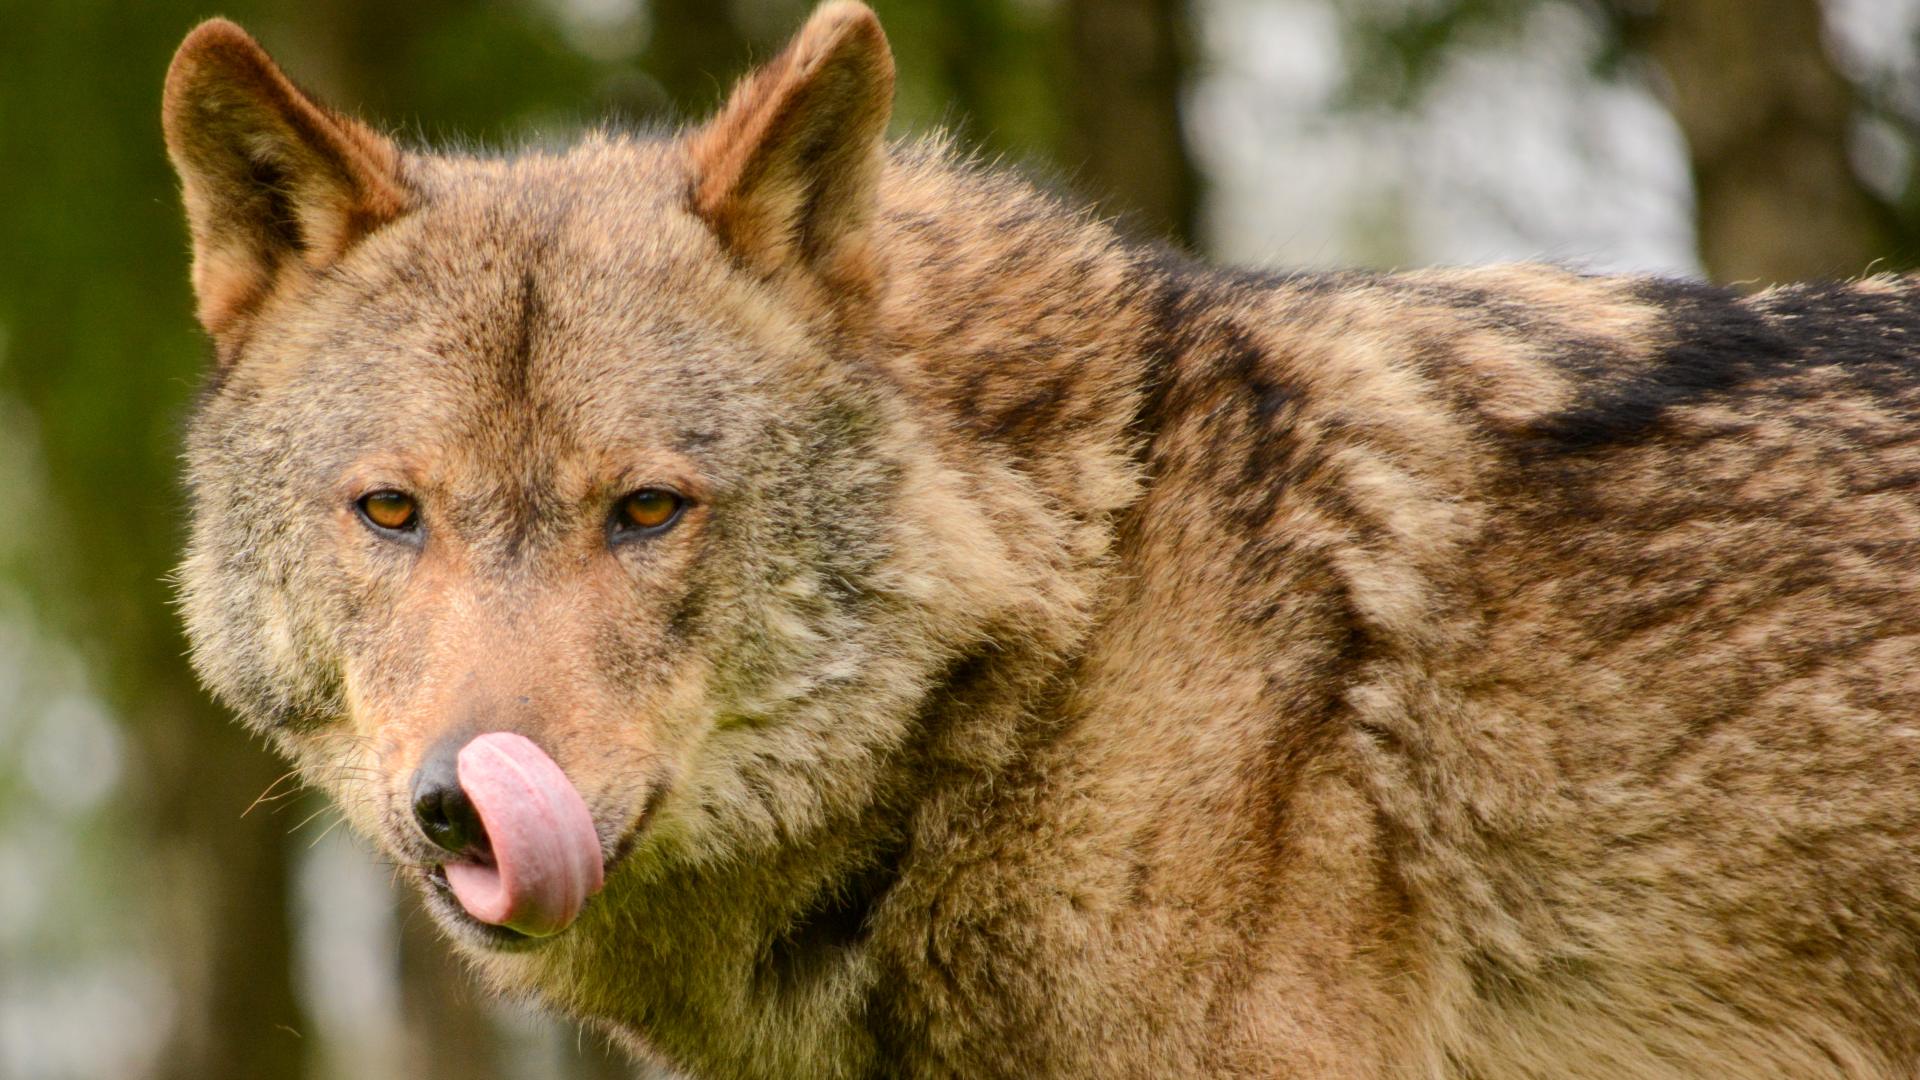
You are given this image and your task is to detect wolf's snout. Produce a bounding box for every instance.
[416,731,606,938]
[412,738,492,858]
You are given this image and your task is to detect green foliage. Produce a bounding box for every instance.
[1339,0,1547,107]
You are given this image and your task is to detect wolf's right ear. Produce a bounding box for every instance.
[163,20,408,341]
[686,2,894,303]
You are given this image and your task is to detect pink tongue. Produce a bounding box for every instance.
[443,732,605,937]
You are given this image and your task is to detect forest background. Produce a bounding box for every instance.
[2,0,1917,1076]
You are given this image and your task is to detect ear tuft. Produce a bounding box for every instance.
[163,19,408,340]
[687,2,894,298]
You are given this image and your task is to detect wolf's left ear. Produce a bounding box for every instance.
[686,1,894,300]
[163,19,408,341]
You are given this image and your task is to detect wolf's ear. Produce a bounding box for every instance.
[686,1,894,298]
[162,19,408,340]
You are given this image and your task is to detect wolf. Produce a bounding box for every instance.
[163,3,1920,1077]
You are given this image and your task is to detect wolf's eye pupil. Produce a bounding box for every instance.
[620,489,683,532]
[360,491,417,531]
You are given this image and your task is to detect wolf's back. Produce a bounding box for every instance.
[1165,266,1920,1076]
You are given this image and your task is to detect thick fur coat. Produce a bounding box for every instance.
[165,5,1920,1077]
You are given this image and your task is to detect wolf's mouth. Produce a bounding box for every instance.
[421,863,542,950]
[412,731,606,939]
[415,769,671,951]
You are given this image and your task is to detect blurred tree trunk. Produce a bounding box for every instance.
[1629,0,1904,283]
[1060,0,1202,248]
[147,697,311,1080]
[923,0,1032,150]
[398,897,509,1080]
[572,1028,646,1080]
[645,0,761,116]
[0,3,313,1079]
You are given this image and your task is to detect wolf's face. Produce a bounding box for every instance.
[167,5,1017,963]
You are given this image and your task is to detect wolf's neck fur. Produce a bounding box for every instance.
[848,147,1414,1075]
[869,140,1174,523]
[843,145,1252,1060]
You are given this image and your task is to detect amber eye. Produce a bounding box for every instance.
[614,488,684,537]
[357,490,418,533]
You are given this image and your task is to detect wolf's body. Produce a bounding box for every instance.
[164,5,1920,1077]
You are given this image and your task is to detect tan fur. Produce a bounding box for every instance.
[167,6,1920,1078]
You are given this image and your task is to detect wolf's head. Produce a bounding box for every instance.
[164,0,1077,986]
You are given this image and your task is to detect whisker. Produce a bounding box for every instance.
[307,813,350,849]
[241,768,305,818]
[287,802,338,836]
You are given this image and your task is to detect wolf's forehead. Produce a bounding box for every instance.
[338,258,738,434]
[406,137,705,265]
[392,168,705,297]
[334,159,743,389]
[279,141,781,466]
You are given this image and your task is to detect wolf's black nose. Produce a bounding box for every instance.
[411,736,491,859]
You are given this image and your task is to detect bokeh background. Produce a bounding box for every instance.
[3,0,1919,1077]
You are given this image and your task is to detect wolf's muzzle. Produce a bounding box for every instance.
[409,731,606,938]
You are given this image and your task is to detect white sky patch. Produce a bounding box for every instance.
[1192,0,1700,276]
[298,828,408,1080]
[1404,3,1698,274]
[1825,0,1920,204]
[544,0,649,63]
[0,960,170,1080]
[23,692,124,816]
[1190,0,1390,268]
[1825,0,1920,100]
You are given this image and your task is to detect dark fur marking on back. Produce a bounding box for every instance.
[1523,279,1804,451]
[1753,281,1920,382]
[1133,251,1298,464]
[1131,248,1202,460]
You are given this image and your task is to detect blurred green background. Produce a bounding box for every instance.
[1,0,1917,1077]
